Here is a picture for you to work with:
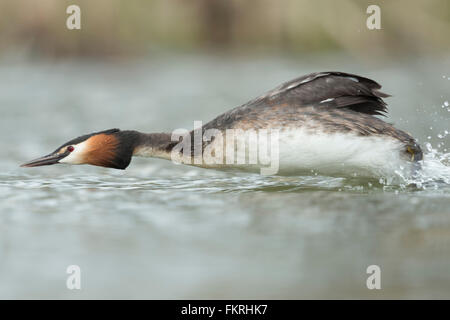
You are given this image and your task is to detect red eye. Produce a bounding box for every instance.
[67,146,74,152]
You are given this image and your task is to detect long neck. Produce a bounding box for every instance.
[130,131,174,160]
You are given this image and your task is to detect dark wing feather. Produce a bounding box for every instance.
[253,71,390,116]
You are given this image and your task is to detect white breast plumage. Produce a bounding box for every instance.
[197,128,410,177]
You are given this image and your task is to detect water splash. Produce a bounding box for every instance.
[391,142,450,190]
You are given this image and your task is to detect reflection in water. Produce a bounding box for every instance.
[0,56,449,298]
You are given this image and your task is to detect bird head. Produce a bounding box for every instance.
[21,129,138,170]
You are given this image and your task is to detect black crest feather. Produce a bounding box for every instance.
[55,128,120,152]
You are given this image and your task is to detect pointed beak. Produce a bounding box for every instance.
[20,152,68,168]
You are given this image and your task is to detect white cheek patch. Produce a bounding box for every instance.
[59,141,89,165]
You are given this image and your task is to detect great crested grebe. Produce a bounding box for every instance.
[21,71,422,177]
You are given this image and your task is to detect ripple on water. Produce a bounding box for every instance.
[2,149,450,195]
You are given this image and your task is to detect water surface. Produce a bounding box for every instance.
[0,54,450,298]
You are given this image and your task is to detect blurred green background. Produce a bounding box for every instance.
[0,0,449,60]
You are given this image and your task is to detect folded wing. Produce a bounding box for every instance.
[254,71,390,116]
